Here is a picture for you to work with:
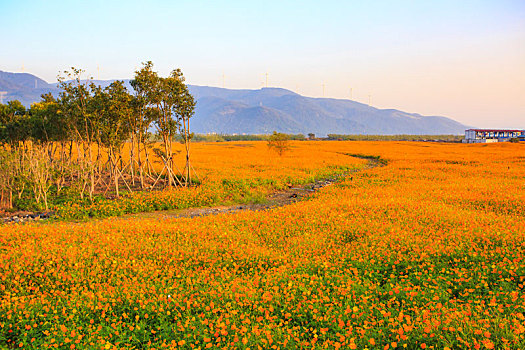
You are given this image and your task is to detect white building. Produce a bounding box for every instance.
[463,129,525,143]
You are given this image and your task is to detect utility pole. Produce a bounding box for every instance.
[368,94,372,106]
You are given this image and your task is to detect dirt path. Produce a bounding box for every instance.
[129,156,384,220]
[1,155,385,224]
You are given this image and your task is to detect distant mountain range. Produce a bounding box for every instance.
[0,70,470,135]
[0,70,60,106]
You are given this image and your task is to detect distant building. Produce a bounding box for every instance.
[463,129,525,143]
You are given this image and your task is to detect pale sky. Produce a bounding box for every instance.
[1,0,524,128]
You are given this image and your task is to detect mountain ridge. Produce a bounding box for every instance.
[0,70,470,135]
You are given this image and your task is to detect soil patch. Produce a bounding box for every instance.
[1,155,385,224]
[129,157,383,220]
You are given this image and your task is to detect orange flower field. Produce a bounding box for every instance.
[55,142,365,219]
[1,141,524,349]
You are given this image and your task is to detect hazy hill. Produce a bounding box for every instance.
[0,70,469,135]
[188,86,468,135]
[0,70,59,106]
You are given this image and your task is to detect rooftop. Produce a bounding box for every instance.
[466,129,524,133]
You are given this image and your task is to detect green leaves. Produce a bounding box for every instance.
[131,62,195,139]
[267,131,291,156]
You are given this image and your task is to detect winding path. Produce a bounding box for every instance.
[132,155,385,220]
[1,154,386,224]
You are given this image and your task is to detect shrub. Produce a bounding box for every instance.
[267,131,290,156]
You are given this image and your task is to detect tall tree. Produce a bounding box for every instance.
[130,62,157,188]
[57,68,97,200]
[100,81,133,197]
[30,95,69,196]
[168,69,196,186]
[132,61,194,188]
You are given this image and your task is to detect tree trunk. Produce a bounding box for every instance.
[138,139,144,189]
[130,134,135,186]
[185,117,191,186]
[163,133,174,187]
[69,141,73,165]
[0,189,11,209]
[112,151,119,198]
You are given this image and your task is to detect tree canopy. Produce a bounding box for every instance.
[0,62,196,210]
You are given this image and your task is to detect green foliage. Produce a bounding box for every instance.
[344,153,389,165]
[131,62,195,142]
[30,94,67,143]
[57,68,95,144]
[267,131,291,156]
[131,62,195,187]
[0,100,26,125]
[98,81,133,150]
[0,62,197,212]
